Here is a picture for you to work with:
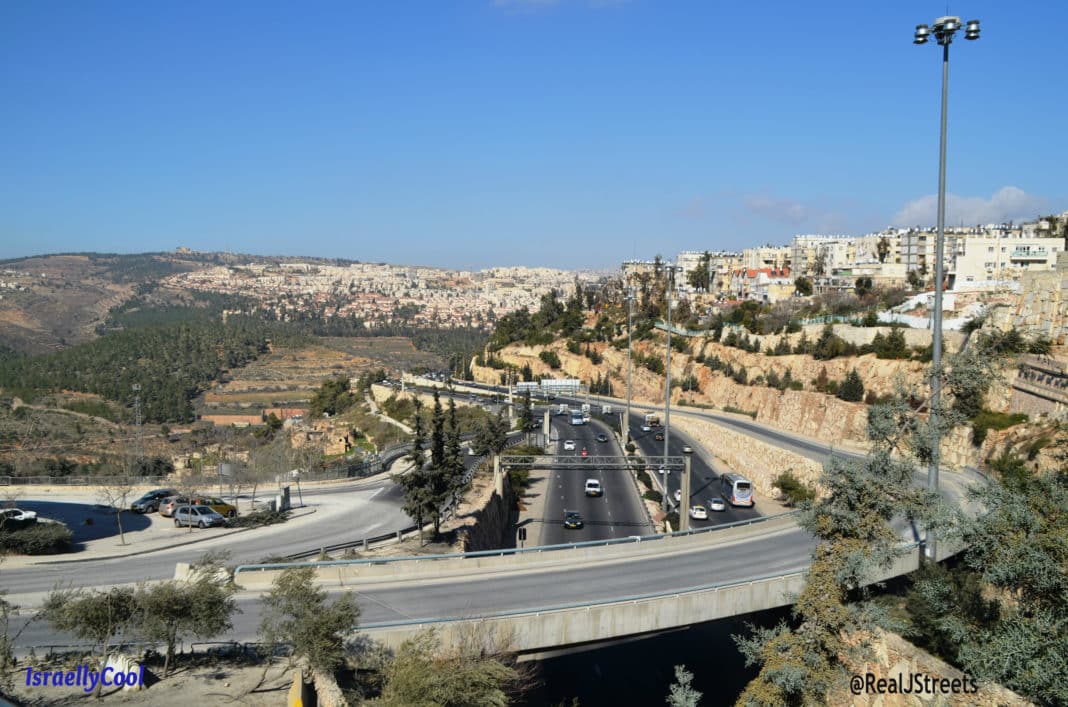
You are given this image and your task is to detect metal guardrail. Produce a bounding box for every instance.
[236,509,801,574]
[0,475,171,486]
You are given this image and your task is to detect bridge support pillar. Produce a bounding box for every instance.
[493,455,504,497]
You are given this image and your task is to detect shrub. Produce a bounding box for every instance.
[227,509,291,528]
[566,340,581,355]
[539,350,561,369]
[643,490,663,504]
[971,410,1028,447]
[774,471,817,507]
[837,369,865,402]
[0,522,73,554]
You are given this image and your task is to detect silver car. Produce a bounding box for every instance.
[173,505,226,528]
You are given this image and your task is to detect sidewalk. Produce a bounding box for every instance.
[515,439,557,547]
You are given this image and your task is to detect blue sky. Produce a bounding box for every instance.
[2,1,1065,270]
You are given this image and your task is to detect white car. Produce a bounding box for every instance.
[584,479,603,497]
[0,508,37,523]
[707,497,727,512]
[689,505,708,520]
[674,489,683,503]
[682,445,693,454]
[658,466,669,475]
[641,425,652,432]
[563,440,576,451]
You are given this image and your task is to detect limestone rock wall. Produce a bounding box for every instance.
[670,416,825,499]
[829,629,1032,707]
[1013,250,1068,344]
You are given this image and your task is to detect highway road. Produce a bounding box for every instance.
[625,415,761,527]
[0,478,413,598]
[539,415,652,545]
[12,516,818,654]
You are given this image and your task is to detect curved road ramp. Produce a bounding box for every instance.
[230,512,964,655]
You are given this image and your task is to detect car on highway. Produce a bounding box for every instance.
[130,488,178,514]
[682,445,693,454]
[641,424,651,432]
[674,489,683,503]
[191,497,238,518]
[584,479,603,497]
[654,431,665,441]
[580,447,588,458]
[563,510,584,529]
[596,433,608,443]
[173,505,227,529]
[563,440,576,451]
[707,497,727,512]
[658,466,669,475]
[689,505,708,520]
[1,508,38,530]
[158,496,191,517]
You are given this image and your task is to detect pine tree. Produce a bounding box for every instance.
[837,368,865,402]
[408,398,425,469]
[430,390,445,469]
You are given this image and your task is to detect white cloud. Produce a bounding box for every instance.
[743,194,811,226]
[891,186,1048,228]
[673,196,707,220]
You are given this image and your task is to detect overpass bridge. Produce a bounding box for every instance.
[231,491,967,655]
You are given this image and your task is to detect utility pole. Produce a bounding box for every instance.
[624,287,634,445]
[132,383,143,467]
[662,268,675,518]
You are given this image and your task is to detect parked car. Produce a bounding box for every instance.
[563,510,584,529]
[158,496,191,517]
[596,433,608,443]
[563,440,576,451]
[173,505,227,529]
[191,497,238,518]
[689,505,708,520]
[130,488,178,514]
[707,497,727,512]
[0,508,38,530]
[584,479,603,497]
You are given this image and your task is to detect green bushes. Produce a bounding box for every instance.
[539,350,561,369]
[226,509,291,528]
[643,490,663,504]
[0,522,73,554]
[971,410,1028,447]
[773,471,817,507]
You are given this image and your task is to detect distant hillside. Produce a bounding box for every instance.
[0,250,387,354]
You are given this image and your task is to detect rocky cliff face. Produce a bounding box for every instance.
[827,629,1032,707]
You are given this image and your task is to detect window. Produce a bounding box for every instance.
[988,246,994,253]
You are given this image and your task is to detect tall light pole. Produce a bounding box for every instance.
[663,267,679,517]
[624,287,635,445]
[914,15,980,560]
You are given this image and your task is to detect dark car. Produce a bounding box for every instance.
[654,431,665,441]
[130,488,178,514]
[563,510,584,529]
[596,433,608,443]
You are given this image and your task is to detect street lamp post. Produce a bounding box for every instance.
[914,15,980,560]
[624,287,635,446]
[663,267,679,517]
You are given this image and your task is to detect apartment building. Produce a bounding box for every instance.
[951,234,1062,288]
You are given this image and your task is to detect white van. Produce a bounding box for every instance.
[584,479,603,497]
